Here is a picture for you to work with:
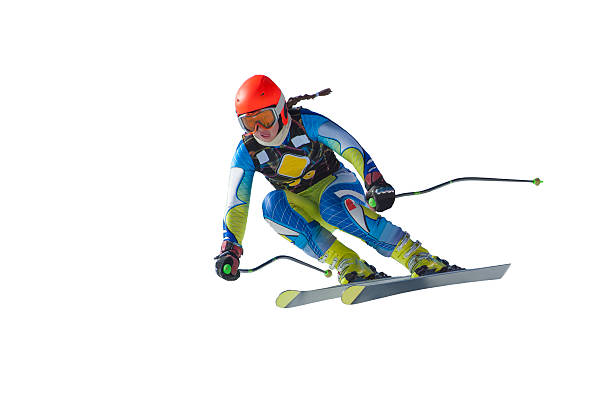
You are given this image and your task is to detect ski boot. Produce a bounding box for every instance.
[391,233,462,277]
[320,240,389,284]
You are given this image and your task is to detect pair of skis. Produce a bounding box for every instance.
[275,264,510,308]
[235,176,538,306]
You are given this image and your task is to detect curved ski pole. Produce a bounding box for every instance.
[395,177,542,198]
[237,255,332,278]
[239,178,542,278]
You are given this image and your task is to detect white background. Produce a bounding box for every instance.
[1,1,610,406]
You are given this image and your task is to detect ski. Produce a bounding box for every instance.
[341,264,510,305]
[275,274,416,308]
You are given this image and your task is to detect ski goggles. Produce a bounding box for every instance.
[237,94,285,132]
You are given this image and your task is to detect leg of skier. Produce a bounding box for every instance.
[262,183,383,284]
[318,168,460,277]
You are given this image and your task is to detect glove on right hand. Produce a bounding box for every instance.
[214,241,243,281]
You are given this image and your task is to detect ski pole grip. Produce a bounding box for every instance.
[223,263,232,275]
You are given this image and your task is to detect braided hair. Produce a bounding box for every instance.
[286,88,332,109]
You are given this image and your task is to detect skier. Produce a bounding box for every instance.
[216,75,460,284]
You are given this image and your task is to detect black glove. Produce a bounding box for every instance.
[365,171,395,212]
[214,241,243,281]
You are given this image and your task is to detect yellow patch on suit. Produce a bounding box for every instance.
[279,174,338,232]
[225,204,249,245]
[303,170,316,180]
[341,148,365,179]
[283,190,317,223]
[277,154,310,178]
[362,205,380,220]
[295,174,337,232]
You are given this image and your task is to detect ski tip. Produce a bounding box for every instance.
[500,263,511,276]
[276,290,300,308]
[341,285,365,305]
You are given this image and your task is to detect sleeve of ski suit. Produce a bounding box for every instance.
[300,109,380,184]
[222,141,255,246]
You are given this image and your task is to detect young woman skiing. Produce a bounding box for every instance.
[216,75,460,284]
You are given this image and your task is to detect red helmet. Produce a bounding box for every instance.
[235,75,289,132]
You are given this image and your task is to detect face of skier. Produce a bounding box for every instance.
[252,120,279,143]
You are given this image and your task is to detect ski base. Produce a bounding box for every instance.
[275,273,416,308]
[341,263,510,305]
[276,286,344,308]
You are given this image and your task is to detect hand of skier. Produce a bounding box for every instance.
[214,241,243,281]
[365,171,395,212]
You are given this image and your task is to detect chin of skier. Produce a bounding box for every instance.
[215,75,460,284]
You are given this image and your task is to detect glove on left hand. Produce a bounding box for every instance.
[365,171,395,212]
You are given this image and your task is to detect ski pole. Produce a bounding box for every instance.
[238,177,542,277]
[226,255,333,278]
[391,176,541,200]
